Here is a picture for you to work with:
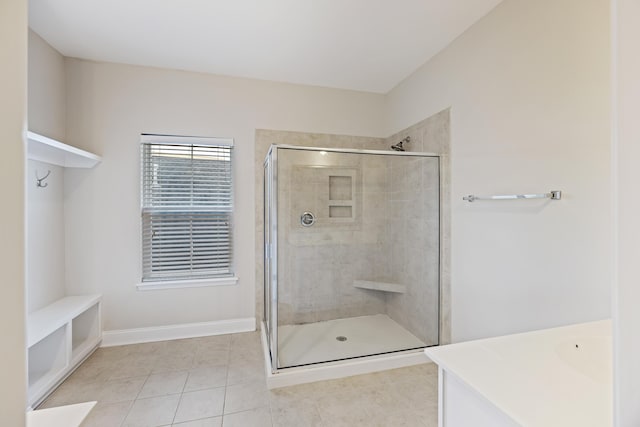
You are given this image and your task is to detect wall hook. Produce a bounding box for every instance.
[36,170,51,188]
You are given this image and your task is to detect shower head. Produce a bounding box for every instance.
[391,136,410,151]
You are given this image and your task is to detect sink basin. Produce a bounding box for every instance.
[555,335,612,384]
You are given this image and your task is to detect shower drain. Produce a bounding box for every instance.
[336,336,347,342]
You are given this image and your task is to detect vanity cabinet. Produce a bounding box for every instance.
[437,367,518,427]
[426,320,612,427]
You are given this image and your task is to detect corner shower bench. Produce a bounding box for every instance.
[353,280,406,293]
[27,294,102,408]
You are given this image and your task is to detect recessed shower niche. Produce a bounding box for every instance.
[290,165,360,231]
[264,145,440,373]
[328,173,355,220]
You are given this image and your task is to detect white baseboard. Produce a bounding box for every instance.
[101,317,256,347]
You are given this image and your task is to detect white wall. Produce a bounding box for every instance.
[612,0,640,425]
[27,29,68,313]
[0,0,27,421]
[27,161,65,313]
[386,0,611,342]
[64,59,386,331]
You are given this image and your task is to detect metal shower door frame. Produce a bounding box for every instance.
[263,146,279,373]
[266,144,441,374]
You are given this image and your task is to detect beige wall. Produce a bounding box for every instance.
[27,29,68,313]
[613,0,640,425]
[384,109,450,345]
[28,30,66,141]
[0,0,27,421]
[386,0,611,342]
[63,59,386,331]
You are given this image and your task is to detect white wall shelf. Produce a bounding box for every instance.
[27,131,101,168]
[353,280,406,294]
[27,295,102,408]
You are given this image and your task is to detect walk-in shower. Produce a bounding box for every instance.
[263,145,440,374]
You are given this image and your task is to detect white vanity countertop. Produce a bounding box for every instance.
[425,319,612,427]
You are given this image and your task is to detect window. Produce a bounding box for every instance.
[140,134,234,285]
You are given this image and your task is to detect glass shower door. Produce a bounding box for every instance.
[272,146,440,370]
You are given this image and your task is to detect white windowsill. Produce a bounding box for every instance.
[136,276,238,291]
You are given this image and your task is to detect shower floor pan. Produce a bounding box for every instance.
[277,314,426,368]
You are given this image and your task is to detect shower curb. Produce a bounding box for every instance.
[260,321,432,389]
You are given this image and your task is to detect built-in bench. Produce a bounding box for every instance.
[27,295,102,409]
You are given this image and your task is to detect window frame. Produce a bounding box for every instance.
[137,134,238,290]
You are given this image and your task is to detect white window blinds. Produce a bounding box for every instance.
[141,135,233,282]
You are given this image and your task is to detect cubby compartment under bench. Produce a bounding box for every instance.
[27,295,102,408]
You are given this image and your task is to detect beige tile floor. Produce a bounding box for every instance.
[39,331,438,426]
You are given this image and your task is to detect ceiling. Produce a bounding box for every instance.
[29,0,502,94]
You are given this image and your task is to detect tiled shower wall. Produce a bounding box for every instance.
[255,107,451,344]
[385,109,451,345]
[276,149,394,324]
[383,155,440,345]
[255,131,388,325]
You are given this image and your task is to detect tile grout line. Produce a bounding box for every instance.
[170,351,198,426]
[46,335,439,426]
[169,363,191,425]
[220,335,233,422]
[119,372,151,427]
[170,392,185,425]
[118,395,139,427]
